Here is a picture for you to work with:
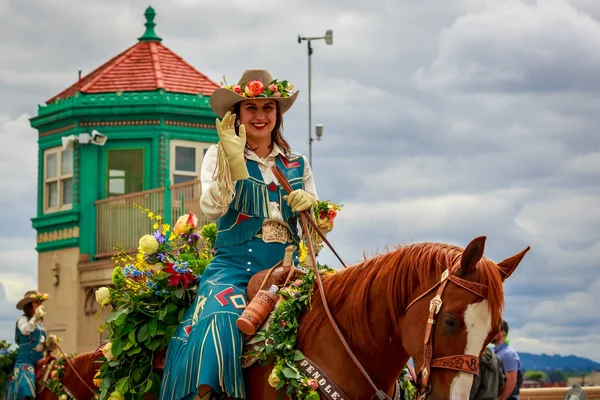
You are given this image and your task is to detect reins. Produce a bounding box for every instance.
[273,165,391,400]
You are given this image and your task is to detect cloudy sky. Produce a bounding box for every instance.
[1,0,599,362]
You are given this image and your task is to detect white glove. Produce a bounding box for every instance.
[34,305,46,319]
[215,112,249,181]
[283,190,317,213]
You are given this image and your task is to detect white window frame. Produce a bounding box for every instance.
[43,146,73,214]
[169,140,211,185]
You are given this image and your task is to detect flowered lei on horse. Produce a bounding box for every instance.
[94,203,416,400]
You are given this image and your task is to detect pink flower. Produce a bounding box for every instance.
[306,379,319,391]
[232,85,242,94]
[293,279,302,287]
[327,209,337,220]
[269,84,278,92]
[280,320,287,327]
[273,91,281,98]
[246,80,265,96]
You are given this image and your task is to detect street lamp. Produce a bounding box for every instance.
[298,29,333,166]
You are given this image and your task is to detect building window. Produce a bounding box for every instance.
[44,147,73,213]
[107,149,144,197]
[170,140,210,185]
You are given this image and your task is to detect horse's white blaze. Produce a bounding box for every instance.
[449,300,491,399]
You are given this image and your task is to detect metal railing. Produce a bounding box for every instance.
[95,188,165,258]
[520,386,600,399]
[95,180,210,258]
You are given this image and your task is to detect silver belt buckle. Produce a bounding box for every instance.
[261,221,290,244]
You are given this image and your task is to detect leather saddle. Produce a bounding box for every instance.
[246,261,305,302]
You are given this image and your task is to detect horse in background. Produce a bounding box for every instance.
[36,351,100,399]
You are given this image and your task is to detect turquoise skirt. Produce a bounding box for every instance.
[159,237,291,400]
[4,363,36,400]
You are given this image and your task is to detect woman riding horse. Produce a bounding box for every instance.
[160,69,322,400]
[4,290,50,400]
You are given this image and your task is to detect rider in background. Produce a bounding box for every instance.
[4,290,49,400]
[160,69,320,400]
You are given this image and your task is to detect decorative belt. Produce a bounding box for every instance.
[256,221,292,244]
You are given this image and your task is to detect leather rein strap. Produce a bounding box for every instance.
[272,166,390,400]
[404,269,489,398]
[53,341,99,397]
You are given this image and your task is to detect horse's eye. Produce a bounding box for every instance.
[444,315,458,331]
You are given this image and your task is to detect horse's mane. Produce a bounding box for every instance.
[301,242,504,349]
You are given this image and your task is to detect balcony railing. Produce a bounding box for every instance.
[95,180,211,258]
[520,386,600,399]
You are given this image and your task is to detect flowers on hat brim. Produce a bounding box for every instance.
[222,78,295,100]
[29,293,49,301]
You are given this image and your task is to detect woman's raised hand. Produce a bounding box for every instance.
[216,112,249,180]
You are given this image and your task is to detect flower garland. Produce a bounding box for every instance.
[45,356,75,400]
[398,368,417,400]
[247,268,320,399]
[221,76,295,99]
[95,207,216,400]
[29,292,49,301]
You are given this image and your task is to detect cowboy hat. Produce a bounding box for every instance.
[210,69,299,118]
[16,290,49,310]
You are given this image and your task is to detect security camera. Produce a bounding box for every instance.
[61,135,76,150]
[91,130,107,146]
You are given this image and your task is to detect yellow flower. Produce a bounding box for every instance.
[153,223,159,230]
[138,234,159,254]
[59,394,67,400]
[95,287,111,307]
[162,224,171,235]
[101,342,114,361]
[268,367,280,388]
[108,391,124,400]
[286,84,294,91]
[148,212,154,219]
[93,371,102,387]
[316,217,333,232]
[298,242,308,266]
[155,215,162,221]
[174,214,198,235]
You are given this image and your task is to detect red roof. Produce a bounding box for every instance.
[47,41,220,103]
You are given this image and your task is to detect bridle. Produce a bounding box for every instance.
[273,165,489,400]
[405,268,489,399]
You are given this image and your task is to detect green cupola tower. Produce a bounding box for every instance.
[28,7,220,353]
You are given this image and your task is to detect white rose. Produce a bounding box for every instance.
[101,342,114,361]
[95,287,111,307]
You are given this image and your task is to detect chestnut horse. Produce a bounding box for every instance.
[36,351,100,400]
[55,237,528,400]
[245,236,528,399]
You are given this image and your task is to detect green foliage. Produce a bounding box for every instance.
[96,211,216,400]
[547,370,566,383]
[524,370,548,382]
[248,268,317,398]
[0,340,17,395]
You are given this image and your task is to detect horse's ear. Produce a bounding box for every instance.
[498,246,530,281]
[460,236,486,273]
